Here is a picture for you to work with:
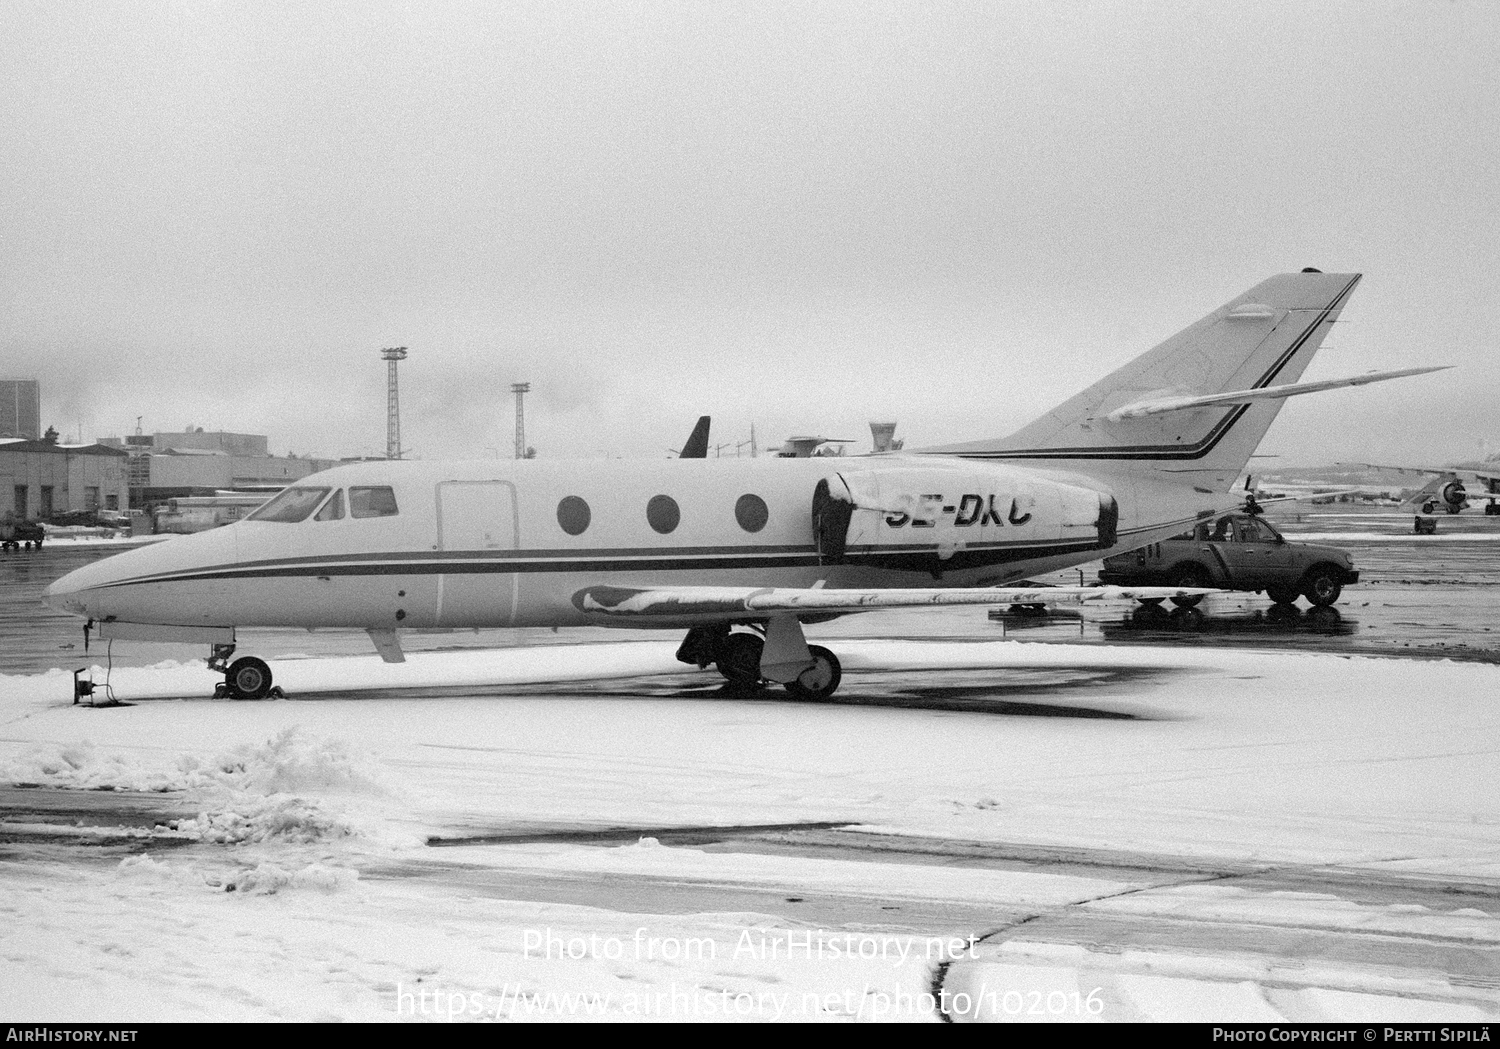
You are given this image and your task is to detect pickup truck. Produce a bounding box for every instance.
[1098,513,1358,607]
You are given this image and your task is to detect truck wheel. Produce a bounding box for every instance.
[1302,567,1343,607]
[1169,565,1211,608]
[1265,584,1300,605]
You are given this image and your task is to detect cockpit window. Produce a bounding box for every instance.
[314,489,345,521]
[349,486,399,518]
[247,486,332,524]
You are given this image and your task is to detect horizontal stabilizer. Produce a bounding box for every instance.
[1100,366,1449,422]
[573,583,1216,619]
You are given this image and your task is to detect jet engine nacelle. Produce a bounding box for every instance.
[812,465,1118,576]
[1442,480,1467,513]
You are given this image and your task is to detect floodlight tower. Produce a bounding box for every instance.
[511,382,531,459]
[381,347,407,459]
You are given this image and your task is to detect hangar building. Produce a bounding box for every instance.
[0,436,129,519]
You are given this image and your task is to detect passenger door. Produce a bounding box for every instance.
[436,481,519,627]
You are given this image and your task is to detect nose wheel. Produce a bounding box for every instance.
[207,644,281,700]
[224,657,274,700]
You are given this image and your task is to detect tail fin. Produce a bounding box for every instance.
[678,416,711,458]
[922,272,1362,489]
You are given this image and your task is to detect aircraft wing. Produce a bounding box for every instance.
[573,583,1213,618]
[1344,461,1500,482]
[1347,462,1460,478]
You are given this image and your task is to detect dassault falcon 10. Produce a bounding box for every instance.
[45,271,1439,700]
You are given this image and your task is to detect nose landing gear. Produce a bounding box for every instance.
[208,644,283,700]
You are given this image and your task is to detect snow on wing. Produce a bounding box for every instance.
[571,584,1216,617]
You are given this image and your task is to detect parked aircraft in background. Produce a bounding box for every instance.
[774,436,855,458]
[1236,476,1379,513]
[45,271,1442,700]
[153,493,274,534]
[1340,459,1500,515]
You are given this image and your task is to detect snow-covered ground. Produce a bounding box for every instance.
[1,638,1497,1022]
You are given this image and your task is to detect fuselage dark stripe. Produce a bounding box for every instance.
[89,539,1110,589]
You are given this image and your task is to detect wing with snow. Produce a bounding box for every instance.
[572,583,1213,619]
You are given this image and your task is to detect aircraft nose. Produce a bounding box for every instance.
[43,570,91,616]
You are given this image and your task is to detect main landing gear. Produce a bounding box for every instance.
[676,620,843,700]
[208,643,283,700]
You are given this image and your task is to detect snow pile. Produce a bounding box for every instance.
[1,727,378,795]
[222,862,360,895]
[114,853,234,892]
[180,727,381,796]
[0,741,186,792]
[176,796,352,845]
[2,729,379,844]
[116,854,358,895]
[176,729,379,844]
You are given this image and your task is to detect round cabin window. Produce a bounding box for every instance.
[735,494,769,533]
[646,495,680,534]
[557,496,591,536]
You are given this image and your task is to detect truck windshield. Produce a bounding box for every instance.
[1242,518,1281,543]
[247,487,332,524]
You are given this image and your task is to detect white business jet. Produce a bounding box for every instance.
[45,270,1440,700]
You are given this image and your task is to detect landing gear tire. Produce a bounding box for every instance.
[784,646,842,700]
[225,656,273,700]
[1136,597,1164,607]
[1302,569,1343,608]
[1170,565,1211,608]
[1265,584,1300,605]
[715,632,764,685]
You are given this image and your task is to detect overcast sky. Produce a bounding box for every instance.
[4,1,1497,466]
